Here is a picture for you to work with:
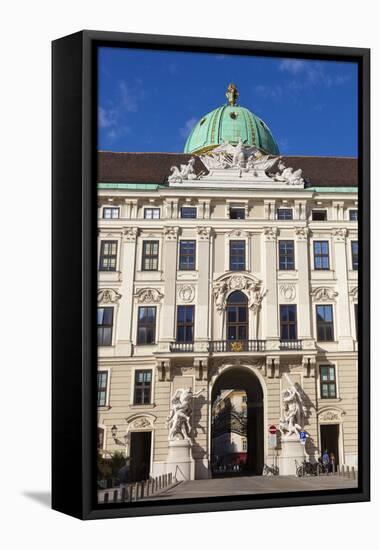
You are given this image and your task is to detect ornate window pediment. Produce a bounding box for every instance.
[134,288,164,304]
[311,287,338,302]
[97,288,122,304]
[125,413,157,430]
[318,406,345,422]
[213,273,266,313]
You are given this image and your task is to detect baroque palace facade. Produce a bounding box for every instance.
[97,86,358,481]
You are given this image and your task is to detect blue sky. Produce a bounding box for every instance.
[98,47,358,157]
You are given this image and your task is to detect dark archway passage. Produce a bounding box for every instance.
[211,368,264,477]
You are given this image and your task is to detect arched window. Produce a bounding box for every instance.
[226,291,248,342]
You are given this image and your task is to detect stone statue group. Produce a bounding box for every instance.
[279,374,307,438]
[166,387,204,442]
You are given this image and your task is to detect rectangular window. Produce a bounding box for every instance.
[176,305,194,343]
[242,440,247,451]
[280,305,297,340]
[179,240,196,270]
[277,208,293,220]
[103,207,120,219]
[137,306,156,344]
[97,371,108,406]
[349,209,358,221]
[99,240,118,271]
[97,307,114,346]
[316,305,334,341]
[144,208,160,219]
[180,207,197,219]
[134,370,152,404]
[229,240,246,270]
[142,240,159,271]
[278,240,295,270]
[351,241,358,270]
[312,210,327,221]
[230,206,245,220]
[320,365,337,398]
[314,241,330,270]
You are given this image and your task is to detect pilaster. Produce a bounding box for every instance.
[333,228,354,350]
[262,227,279,345]
[159,227,179,344]
[116,227,138,355]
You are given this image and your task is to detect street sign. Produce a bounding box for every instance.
[300,431,307,445]
[268,425,277,434]
[268,433,277,449]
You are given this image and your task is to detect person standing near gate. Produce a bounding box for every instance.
[322,449,330,472]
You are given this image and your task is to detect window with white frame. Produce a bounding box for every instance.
[103,207,120,219]
[97,371,108,406]
[144,208,160,219]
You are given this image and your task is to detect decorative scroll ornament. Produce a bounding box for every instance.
[333,228,348,241]
[123,227,138,242]
[263,227,278,241]
[227,229,248,239]
[163,226,179,241]
[213,274,267,314]
[177,284,195,303]
[97,288,122,304]
[197,226,212,241]
[311,287,338,301]
[125,413,157,432]
[280,284,296,301]
[319,408,345,422]
[134,288,164,304]
[132,417,152,429]
[295,227,309,240]
[349,286,358,301]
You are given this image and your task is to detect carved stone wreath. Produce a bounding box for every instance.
[97,288,122,304]
[134,288,164,304]
[280,284,296,301]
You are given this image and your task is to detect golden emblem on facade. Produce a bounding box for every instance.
[230,341,244,352]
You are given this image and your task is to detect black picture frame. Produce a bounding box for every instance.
[52,30,370,520]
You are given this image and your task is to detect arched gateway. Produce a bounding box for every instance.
[210,367,264,477]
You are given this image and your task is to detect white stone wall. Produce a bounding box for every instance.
[97,189,358,475]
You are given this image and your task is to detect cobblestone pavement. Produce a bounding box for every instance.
[144,475,358,500]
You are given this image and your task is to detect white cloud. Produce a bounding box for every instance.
[279,59,306,74]
[98,107,117,128]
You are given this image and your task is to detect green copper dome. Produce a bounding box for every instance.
[184,85,279,156]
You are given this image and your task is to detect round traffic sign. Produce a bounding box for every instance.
[268,425,277,434]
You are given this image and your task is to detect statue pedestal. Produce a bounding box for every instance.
[166,439,194,481]
[278,435,305,475]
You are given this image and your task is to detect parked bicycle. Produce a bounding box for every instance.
[295,459,323,477]
[263,463,279,476]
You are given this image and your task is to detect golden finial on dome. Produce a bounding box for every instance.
[226,82,239,106]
